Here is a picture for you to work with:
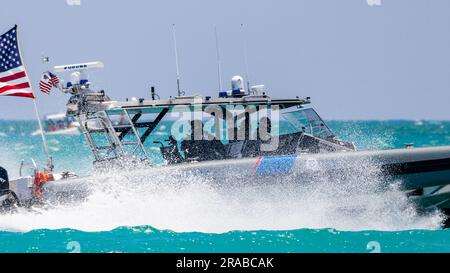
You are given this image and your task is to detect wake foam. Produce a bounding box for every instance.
[0,158,443,233]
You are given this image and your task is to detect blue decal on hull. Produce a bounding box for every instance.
[255,155,297,175]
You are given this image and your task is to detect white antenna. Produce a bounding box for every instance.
[214,26,223,92]
[41,53,51,75]
[241,24,251,95]
[172,24,182,97]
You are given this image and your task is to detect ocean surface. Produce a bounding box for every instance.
[0,119,450,253]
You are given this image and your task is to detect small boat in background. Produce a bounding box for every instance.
[32,113,80,136]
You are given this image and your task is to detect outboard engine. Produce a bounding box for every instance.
[0,167,18,211]
[0,167,9,196]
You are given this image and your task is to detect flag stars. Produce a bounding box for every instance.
[0,28,21,73]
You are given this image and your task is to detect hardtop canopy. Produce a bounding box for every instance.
[104,96,310,116]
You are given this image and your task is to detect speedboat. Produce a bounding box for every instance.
[4,62,450,226]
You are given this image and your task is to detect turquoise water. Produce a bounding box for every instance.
[0,119,450,253]
[2,227,450,253]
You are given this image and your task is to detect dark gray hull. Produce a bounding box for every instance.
[9,146,450,213]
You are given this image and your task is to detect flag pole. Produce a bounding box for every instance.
[31,98,53,171]
[15,25,53,171]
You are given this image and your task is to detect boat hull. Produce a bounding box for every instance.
[7,146,450,212]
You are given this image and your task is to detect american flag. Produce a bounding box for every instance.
[49,71,60,88]
[0,25,34,99]
[39,71,60,94]
[39,72,52,94]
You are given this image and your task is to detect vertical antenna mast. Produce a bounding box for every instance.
[214,26,223,92]
[241,24,251,95]
[172,24,182,97]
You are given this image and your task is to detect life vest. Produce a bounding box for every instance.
[33,171,54,199]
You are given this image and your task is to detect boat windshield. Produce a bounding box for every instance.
[97,104,341,165]
[281,107,335,139]
[105,105,335,143]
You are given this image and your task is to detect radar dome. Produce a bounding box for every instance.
[231,75,244,91]
[70,71,81,84]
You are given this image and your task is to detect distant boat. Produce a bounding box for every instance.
[414,119,424,126]
[32,113,80,136]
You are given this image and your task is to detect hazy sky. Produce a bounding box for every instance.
[1,0,450,120]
